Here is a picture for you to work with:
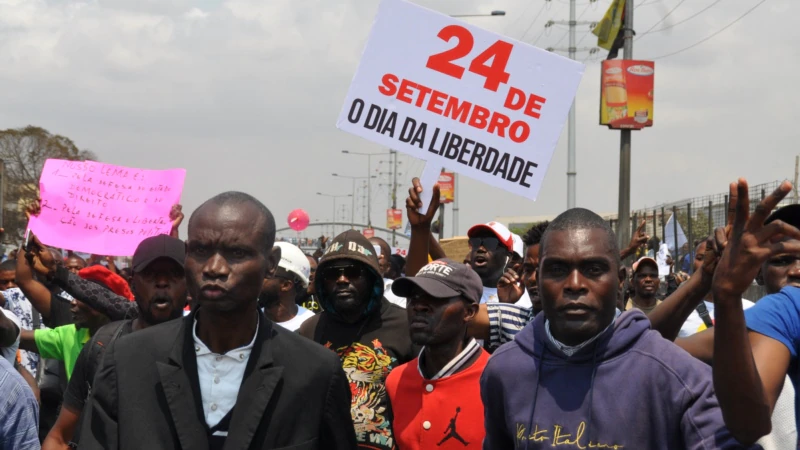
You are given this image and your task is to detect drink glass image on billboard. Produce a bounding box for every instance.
[600,60,654,130]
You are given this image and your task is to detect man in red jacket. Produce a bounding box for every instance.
[386,259,487,449]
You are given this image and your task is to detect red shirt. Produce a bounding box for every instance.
[385,349,489,450]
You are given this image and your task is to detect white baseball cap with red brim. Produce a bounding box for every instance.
[468,222,514,251]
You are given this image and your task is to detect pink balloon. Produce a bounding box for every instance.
[287,209,310,231]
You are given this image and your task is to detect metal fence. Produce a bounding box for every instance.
[612,180,794,261]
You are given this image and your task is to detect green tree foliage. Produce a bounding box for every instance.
[0,126,97,241]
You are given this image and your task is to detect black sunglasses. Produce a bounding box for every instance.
[469,237,502,252]
[323,265,366,282]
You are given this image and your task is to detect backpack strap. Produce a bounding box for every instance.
[696,302,714,329]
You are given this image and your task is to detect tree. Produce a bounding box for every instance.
[0,126,97,241]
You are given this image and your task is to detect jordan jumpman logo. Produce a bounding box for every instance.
[437,407,469,446]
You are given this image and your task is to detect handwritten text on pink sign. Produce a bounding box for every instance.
[28,159,186,256]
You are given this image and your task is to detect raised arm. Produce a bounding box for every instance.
[619,219,649,261]
[648,262,713,341]
[712,179,800,445]
[649,188,737,341]
[404,178,440,277]
[50,265,138,321]
[16,238,55,319]
[169,204,184,239]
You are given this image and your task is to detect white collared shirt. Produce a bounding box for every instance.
[417,338,482,380]
[192,318,258,428]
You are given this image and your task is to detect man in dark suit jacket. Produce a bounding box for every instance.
[79,192,357,450]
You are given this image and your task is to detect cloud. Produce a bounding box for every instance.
[0,0,794,243]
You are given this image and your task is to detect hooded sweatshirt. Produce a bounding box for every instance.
[299,230,414,450]
[480,310,756,450]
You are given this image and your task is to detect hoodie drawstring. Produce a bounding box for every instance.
[585,343,600,447]
[525,339,601,450]
[525,343,545,450]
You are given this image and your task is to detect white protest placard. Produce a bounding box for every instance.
[337,0,584,209]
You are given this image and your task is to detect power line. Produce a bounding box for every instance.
[504,0,541,37]
[551,2,593,48]
[518,1,552,41]
[648,0,767,60]
[647,0,723,33]
[636,0,687,40]
[530,2,565,47]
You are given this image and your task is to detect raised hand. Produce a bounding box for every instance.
[170,204,184,229]
[700,183,739,277]
[24,198,42,220]
[712,179,800,300]
[24,233,55,277]
[497,267,524,304]
[629,219,649,250]
[405,178,441,229]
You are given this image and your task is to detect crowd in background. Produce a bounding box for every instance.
[0,178,798,449]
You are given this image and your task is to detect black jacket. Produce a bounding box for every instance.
[78,308,357,450]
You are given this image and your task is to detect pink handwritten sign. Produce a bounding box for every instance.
[28,159,186,256]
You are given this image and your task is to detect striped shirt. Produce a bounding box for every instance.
[417,338,482,380]
[486,303,534,350]
[0,357,39,449]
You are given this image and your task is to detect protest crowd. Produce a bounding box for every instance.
[0,171,795,450]
[0,0,795,448]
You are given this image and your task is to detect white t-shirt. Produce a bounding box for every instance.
[275,306,315,332]
[0,308,21,366]
[678,299,755,338]
[678,298,797,449]
[384,279,407,309]
[481,286,499,304]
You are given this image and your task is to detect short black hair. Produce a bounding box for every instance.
[541,208,620,267]
[522,221,550,246]
[66,254,85,265]
[190,191,276,253]
[0,260,15,272]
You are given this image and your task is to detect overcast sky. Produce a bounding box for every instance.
[0,0,795,243]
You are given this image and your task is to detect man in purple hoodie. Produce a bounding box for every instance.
[480,208,753,449]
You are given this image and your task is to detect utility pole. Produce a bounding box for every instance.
[362,180,368,226]
[616,0,634,251]
[391,149,398,246]
[567,0,577,209]
[794,155,799,204]
[547,0,598,209]
[452,174,459,236]
[351,178,356,228]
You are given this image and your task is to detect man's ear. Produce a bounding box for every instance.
[280,279,294,293]
[464,302,479,324]
[266,246,281,278]
[618,266,627,290]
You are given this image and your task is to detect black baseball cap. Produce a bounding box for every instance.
[132,234,185,273]
[392,258,483,304]
[766,204,800,228]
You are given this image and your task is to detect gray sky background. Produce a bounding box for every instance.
[0,0,795,243]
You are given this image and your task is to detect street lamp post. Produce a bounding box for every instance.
[332,173,376,229]
[317,192,352,236]
[341,150,393,228]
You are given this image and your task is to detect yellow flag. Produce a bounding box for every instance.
[592,0,626,50]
